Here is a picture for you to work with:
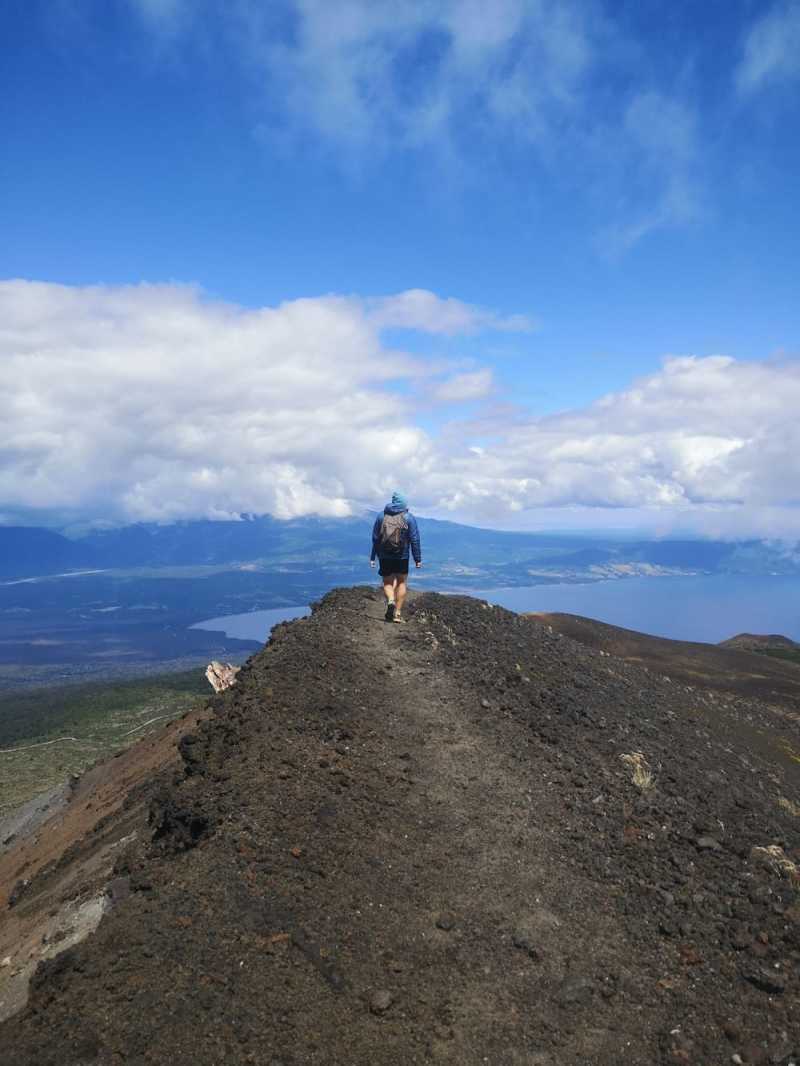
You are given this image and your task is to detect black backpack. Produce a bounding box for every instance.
[377,513,408,556]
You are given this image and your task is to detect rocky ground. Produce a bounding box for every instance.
[2,587,799,1064]
[535,612,800,716]
[0,705,211,1024]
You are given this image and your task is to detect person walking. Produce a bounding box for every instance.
[370,491,422,623]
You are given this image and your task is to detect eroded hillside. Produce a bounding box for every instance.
[2,588,799,1065]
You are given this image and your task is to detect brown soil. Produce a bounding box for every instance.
[2,588,800,1065]
[534,611,800,717]
[0,705,210,1022]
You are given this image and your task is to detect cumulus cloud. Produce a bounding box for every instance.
[0,280,521,524]
[737,0,800,93]
[369,290,535,335]
[3,280,798,536]
[424,356,800,527]
[430,369,494,403]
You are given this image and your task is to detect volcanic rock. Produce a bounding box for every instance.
[1,587,799,1064]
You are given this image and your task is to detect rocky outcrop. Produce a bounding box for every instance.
[205,660,240,692]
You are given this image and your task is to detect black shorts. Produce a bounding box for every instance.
[378,557,409,577]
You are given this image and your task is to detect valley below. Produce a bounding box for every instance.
[3,517,800,692]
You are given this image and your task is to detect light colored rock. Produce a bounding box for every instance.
[205,661,241,693]
[369,989,393,1015]
[0,782,71,858]
[750,844,799,881]
[0,893,109,1024]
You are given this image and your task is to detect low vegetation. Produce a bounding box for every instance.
[0,670,208,811]
[758,646,800,667]
[619,750,655,791]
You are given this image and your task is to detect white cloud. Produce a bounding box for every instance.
[0,280,517,524]
[121,0,707,250]
[430,369,494,402]
[235,0,594,155]
[369,290,535,335]
[423,355,800,527]
[599,92,702,254]
[4,281,798,537]
[737,0,800,93]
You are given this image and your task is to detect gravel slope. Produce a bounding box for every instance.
[2,587,799,1065]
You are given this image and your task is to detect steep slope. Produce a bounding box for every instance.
[2,588,800,1065]
[534,612,800,713]
[0,704,211,1023]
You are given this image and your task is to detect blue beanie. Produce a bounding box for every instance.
[391,491,408,509]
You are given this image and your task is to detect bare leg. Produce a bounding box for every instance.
[382,576,396,604]
[394,575,408,616]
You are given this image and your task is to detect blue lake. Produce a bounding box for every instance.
[470,574,800,643]
[191,604,310,642]
[192,574,800,645]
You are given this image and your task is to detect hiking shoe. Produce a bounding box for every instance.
[393,613,406,624]
[385,601,396,622]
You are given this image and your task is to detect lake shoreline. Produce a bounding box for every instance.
[191,573,800,645]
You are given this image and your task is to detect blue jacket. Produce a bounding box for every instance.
[371,504,421,563]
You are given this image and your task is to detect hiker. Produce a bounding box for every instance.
[370,491,422,623]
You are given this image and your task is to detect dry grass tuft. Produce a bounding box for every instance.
[777,795,800,818]
[620,751,655,792]
[750,845,800,882]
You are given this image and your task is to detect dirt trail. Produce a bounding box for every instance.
[346,595,642,1062]
[2,588,799,1064]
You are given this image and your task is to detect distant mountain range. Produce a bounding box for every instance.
[1,514,799,581]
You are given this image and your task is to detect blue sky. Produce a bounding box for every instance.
[1,1,799,535]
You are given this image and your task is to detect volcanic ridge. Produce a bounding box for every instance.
[2,587,800,1065]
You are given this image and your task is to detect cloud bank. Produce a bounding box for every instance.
[2,280,799,536]
[441,356,800,522]
[0,280,512,524]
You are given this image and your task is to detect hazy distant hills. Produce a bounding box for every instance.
[0,527,92,578]
[719,632,800,651]
[1,514,799,580]
[718,632,800,667]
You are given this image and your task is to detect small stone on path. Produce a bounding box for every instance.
[696,836,722,851]
[369,989,393,1015]
[511,929,539,957]
[557,976,595,1007]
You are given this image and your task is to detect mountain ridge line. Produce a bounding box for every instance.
[1,587,799,1063]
